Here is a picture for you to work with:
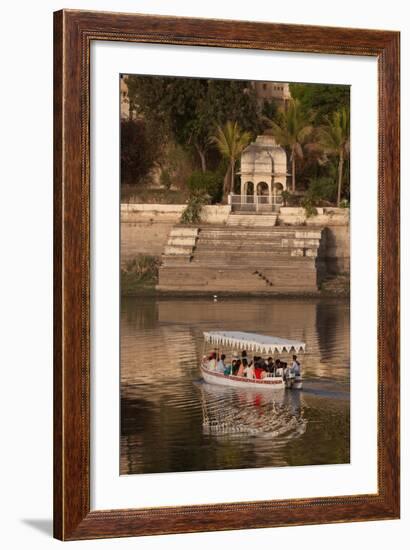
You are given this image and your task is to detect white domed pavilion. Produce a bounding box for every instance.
[237,135,288,207]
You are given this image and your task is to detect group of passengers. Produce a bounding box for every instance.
[203,349,301,380]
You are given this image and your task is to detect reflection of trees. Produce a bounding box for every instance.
[121,296,158,330]
[284,395,350,466]
[121,325,198,391]
[316,299,350,378]
[121,394,205,475]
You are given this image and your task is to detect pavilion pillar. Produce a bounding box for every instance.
[241,179,245,205]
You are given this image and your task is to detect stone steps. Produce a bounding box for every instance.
[161,227,198,261]
[226,213,278,227]
[192,250,317,263]
[195,240,319,251]
[158,223,323,293]
[198,226,320,237]
[158,266,318,292]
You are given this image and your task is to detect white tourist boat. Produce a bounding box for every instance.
[201,331,305,391]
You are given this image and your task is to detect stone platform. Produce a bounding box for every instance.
[157,224,324,293]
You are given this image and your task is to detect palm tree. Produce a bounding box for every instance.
[211,121,252,201]
[268,99,312,193]
[317,108,350,206]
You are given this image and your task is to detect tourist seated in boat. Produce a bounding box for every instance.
[291,355,301,376]
[230,359,239,376]
[244,360,255,379]
[216,354,226,373]
[207,352,217,370]
[266,357,275,374]
[237,359,246,377]
[224,363,232,376]
[275,359,287,378]
[254,359,265,380]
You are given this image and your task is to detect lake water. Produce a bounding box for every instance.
[120,296,350,475]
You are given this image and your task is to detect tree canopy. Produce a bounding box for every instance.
[289,83,350,124]
[122,75,351,206]
[125,76,260,171]
[268,99,313,192]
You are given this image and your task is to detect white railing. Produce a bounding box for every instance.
[229,194,283,212]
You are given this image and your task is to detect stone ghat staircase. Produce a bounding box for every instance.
[226,212,278,227]
[158,225,323,293]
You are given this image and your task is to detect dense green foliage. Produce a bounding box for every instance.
[120,119,161,185]
[210,121,252,200]
[186,171,223,204]
[306,176,338,204]
[180,191,210,225]
[268,99,313,192]
[289,83,350,124]
[122,76,351,206]
[125,76,259,172]
[316,108,350,205]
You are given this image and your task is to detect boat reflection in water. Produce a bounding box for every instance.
[198,382,307,442]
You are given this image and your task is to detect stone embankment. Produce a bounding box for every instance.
[121,204,350,275]
[158,223,323,293]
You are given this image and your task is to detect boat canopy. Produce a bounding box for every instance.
[203,331,306,354]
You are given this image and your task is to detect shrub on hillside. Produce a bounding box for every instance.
[180,191,209,225]
[306,176,337,205]
[186,171,223,204]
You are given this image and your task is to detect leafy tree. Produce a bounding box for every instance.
[210,121,252,201]
[120,119,161,185]
[317,108,350,206]
[125,76,259,172]
[306,176,337,205]
[290,83,350,124]
[261,99,279,122]
[186,171,223,204]
[268,99,313,192]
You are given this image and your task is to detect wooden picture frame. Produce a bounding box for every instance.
[54,9,400,540]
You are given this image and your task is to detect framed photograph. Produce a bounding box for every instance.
[54,9,400,540]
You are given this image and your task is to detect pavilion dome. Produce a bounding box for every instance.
[240,135,287,180]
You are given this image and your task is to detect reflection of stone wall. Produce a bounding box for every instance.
[157,298,318,348]
[155,297,349,382]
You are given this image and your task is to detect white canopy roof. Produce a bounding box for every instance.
[203,331,306,354]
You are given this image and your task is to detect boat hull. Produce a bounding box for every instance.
[201,365,285,390]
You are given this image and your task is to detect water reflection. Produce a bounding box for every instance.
[199,383,306,439]
[120,296,350,474]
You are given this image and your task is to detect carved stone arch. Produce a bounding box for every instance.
[256,181,269,195]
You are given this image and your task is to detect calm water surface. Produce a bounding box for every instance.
[120,296,350,475]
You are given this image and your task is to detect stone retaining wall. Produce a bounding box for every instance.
[121,204,350,274]
[278,207,350,274]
